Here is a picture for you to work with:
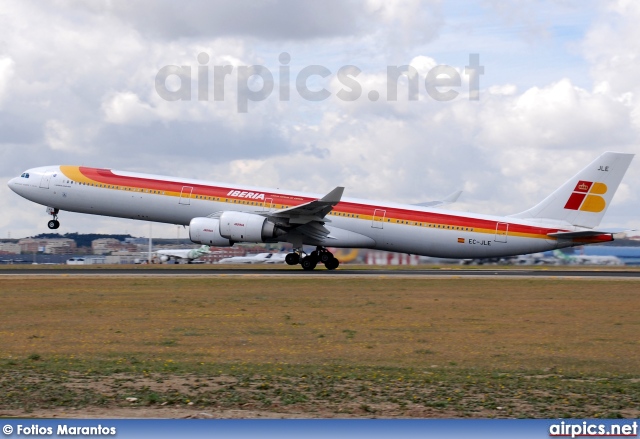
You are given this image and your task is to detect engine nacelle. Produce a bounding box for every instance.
[189,217,233,246]
[219,211,285,242]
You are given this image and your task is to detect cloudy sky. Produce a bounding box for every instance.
[1,0,639,239]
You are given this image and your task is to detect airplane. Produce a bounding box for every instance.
[7,151,634,270]
[512,252,560,266]
[460,251,562,265]
[155,244,211,263]
[552,249,624,266]
[218,252,287,264]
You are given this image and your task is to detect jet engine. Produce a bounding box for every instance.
[219,211,286,242]
[189,217,233,246]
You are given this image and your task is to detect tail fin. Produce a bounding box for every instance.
[552,249,570,261]
[511,152,634,228]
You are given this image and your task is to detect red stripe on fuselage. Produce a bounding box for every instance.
[76,167,564,238]
[79,167,232,198]
[344,201,562,237]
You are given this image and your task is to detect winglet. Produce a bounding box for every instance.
[320,186,344,204]
[442,190,462,204]
[412,190,463,207]
[269,186,345,224]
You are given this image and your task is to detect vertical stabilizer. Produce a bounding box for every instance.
[510,152,634,228]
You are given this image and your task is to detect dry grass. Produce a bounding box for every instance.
[1,277,638,371]
[0,276,639,418]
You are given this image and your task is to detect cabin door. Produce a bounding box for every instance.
[372,209,386,229]
[179,186,193,205]
[495,222,508,243]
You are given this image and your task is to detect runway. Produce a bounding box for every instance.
[1,266,640,278]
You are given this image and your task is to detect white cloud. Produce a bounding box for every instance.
[1,0,640,239]
[44,120,76,152]
[56,0,398,41]
[364,0,442,50]
[0,57,15,107]
[477,78,633,152]
[488,84,517,96]
[103,92,157,126]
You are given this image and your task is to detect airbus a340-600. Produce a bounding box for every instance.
[7,152,633,270]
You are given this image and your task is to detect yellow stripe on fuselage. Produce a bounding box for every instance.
[58,165,556,242]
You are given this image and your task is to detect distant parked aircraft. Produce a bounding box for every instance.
[218,252,286,264]
[511,253,560,265]
[155,245,211,263]
[552,249,624,265]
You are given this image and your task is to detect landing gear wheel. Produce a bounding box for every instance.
[46,207,60,229]
[325,258,340,270]
[319,251,334,264]
[285,253,300,265]
[300,256,317,271]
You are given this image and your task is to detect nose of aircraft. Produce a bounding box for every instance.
[7,170,35,195]
[7,176,18,192]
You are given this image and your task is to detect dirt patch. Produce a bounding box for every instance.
[1,369,638,419]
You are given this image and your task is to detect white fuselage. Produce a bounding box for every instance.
[155,247,209,261]
[218,253,286,264]
[8,165,603,259]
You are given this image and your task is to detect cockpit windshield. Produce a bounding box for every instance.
[20,172,30,178]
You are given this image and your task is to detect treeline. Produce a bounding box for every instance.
[31,233,134,248]
[30,233,193,248]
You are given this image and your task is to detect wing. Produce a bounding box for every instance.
[269,186,344,225]
[263,186,345,244]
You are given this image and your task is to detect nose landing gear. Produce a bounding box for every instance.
[286,246,340,270]
[46,207,60,229]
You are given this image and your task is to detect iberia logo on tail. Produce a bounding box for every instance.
[564,180,608,212]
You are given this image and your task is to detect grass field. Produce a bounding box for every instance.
[1,276,638,418]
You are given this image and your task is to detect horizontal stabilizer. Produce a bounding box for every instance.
[548,230,614,239]
[549,228,635,239]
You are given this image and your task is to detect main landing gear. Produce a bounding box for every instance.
[46,207,60,229]
[286,246,340,271]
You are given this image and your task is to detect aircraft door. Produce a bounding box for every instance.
[39,170,54,189]
[262,198,273,212]
[179,186,193,205]
[372,209,386,229]
[495,222,508,243]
